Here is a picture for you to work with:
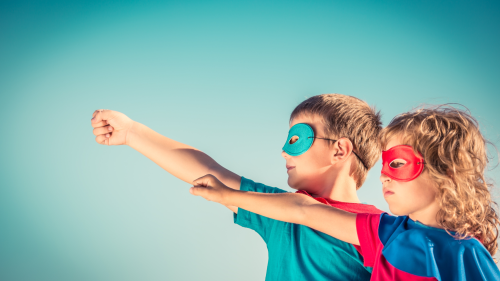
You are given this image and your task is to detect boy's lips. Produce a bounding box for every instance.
[286,165,295,172]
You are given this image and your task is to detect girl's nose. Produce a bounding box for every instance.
[380,173,391,183]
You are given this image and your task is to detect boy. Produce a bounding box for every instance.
[91,94,383,280]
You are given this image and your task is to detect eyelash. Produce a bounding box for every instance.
[389,160,406,168]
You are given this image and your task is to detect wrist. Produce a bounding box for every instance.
[222,188,240,206]
[125,121,142,147]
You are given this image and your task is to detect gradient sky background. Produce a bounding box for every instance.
[1,1,499,280]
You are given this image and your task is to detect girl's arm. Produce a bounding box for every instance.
[190,174,359,245]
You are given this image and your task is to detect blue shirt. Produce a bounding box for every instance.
[234,177,374,281]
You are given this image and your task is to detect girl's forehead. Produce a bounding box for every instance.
[385,136,405,151]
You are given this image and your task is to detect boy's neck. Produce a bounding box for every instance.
[309,173,361,203]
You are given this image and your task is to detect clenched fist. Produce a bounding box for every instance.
[91,109,135,146]
[190,174,235,205]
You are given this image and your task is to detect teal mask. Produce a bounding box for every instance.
[282,123,369,170]
[282,123,314,156]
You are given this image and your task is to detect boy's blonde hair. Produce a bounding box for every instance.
[290,94,382,188]
[379,105,499,257]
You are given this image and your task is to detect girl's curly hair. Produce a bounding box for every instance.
[379,104,500,257]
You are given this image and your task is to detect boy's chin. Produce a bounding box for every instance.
[287,178,313,193]
[287,177,300,190]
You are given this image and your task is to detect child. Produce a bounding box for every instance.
[91,94,384,280]
[190,105,500,280]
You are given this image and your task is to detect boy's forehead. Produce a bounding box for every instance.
[289,113,326,133]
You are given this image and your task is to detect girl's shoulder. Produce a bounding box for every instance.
[379,215,499,279]
[378,214,485,250]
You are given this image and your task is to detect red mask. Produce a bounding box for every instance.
[381,145,424,182]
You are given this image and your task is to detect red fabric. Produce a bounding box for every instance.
[295,190,384,214]
[355,213,383,267]
[356,213,437,281]
[296,190,383,254]
[381,145,424,182]
[374,254,438,281]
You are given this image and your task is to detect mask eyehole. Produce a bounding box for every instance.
[389,159,407,168]
[289,135,299,144]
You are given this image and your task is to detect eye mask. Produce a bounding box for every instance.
[381,145,424,182]
[282,123,314,156]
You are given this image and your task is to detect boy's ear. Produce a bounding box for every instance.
[331,138,354,164]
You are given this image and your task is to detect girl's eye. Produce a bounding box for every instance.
[289,135,299,144]
[389,159,407,168]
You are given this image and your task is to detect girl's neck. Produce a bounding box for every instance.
[408,199,442,228]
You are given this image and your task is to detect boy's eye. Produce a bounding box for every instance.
[289,135,299,144]
[389,159,407,168]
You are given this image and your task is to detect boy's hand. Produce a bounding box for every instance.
[91,109,134,146]
[190,174,235,205]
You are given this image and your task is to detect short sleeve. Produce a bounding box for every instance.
[355,213,383,267]
[233,177,288,243]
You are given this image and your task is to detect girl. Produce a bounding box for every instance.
[190,105,500,280]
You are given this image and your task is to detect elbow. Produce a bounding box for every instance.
[295,210,308,226]
[293,199,310,225]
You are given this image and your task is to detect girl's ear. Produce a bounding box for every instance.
[446,169,455,182]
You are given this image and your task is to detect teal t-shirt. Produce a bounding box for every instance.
[234,177,372,281]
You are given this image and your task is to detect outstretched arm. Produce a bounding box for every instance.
[91,110,241,212]
[190,174,359,245]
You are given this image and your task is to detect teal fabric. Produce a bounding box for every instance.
[282,123,314,156]
[234,177,372,281]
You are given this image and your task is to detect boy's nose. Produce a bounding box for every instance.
[281,150,289,159]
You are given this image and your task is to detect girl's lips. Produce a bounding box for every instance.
[286,166,295,172]
[383,190,395,197]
